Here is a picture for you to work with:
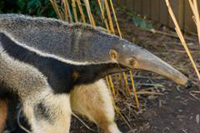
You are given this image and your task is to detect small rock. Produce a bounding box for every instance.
[196,114,199,124]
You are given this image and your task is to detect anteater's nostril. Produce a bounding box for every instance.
[185,80,192,89]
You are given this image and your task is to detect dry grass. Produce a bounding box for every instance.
[165,0,200,81]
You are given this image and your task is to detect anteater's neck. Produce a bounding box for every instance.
[72,63,123,85]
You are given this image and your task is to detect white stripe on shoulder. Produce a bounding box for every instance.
[2,31,114,65]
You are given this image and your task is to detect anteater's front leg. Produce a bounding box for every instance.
[71,79,121,133]
[23,92,71,133]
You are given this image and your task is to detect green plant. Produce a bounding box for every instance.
[0,0,56,17]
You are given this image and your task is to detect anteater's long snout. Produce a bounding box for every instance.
[134,50,188,85]
[117,44,189,86]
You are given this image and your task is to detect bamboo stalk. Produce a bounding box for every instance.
[50,0,64,20]
[109,0,139,105]
[97,0,110,31]
[129,71,140,108]
[109,0,122,37]
[97,0,116,95]
[165,0,200,80]
[110,0,131,94]
[98,0,132,98]
[188,0,200,45]
[109,75,116,96]
[72,0,79,22]
[122,72,131,94]
[76,0,86,23]
[106,76,112,93]
[104,0,115,34]
[193,0,200,44]
[104,0,131,95]
[63,0,73,23]
[83,0,96,26]
[62,0,69,21]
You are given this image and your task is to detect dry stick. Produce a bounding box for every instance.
[97,0,116,95]
[110,1,132,95]
[109,1,139,130]
[165,0,200,80]
[97,4,133,132]
[76,0,86,23]
[109,0,122,37]
[136,91,164,95]
[122,72,131,94]
[129,71,140,108]
[72,112,95,132]
[81,0,114,95]
[50,0,64,20]
[67,0,74,23]
[97,0,110,30]
[190,91,200,93]
[106,76,112,91]
[118,111,134,132]
[62,0,69,21]
[105,0,130,95]
[109,75,116,95]
[83,0,96,26]
[193,0,200,45]
[110,2,132,95]
[104,0,115,34]
[17,108,32,133]
[188,0,200,45]
[64,0,73,23]
[74,1,117,129]
[72,0,79,22]
[98,0,116,95]
[110,0,139,107]
[147,29,195,42]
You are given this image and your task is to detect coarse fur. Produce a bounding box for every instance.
[0,33,123,94]
[71,80,121,133]
[0,14,124,65]
[0,14,189,133]
[0,14,123,132]
[0,33,121,132]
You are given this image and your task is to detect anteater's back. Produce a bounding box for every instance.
[0,14,122,64]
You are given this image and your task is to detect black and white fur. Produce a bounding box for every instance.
[0,14,126,133]
[0,14,189,133]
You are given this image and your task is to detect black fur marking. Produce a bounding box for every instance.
[0,86,25,132]
[34,102,53,124]
[0,33,123,94]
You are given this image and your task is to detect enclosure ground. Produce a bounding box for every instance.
[70,9,200,133]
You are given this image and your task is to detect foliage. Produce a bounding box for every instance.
[132,17,153,30]
[0,0,57,17]
[0,0,102,20]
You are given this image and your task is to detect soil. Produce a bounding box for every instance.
[70,9,200,133]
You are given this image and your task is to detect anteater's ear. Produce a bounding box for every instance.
[109,49,119,61]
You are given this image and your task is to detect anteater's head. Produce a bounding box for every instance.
[108,40,189,86]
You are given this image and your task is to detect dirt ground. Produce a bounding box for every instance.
[70,9,200,133]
